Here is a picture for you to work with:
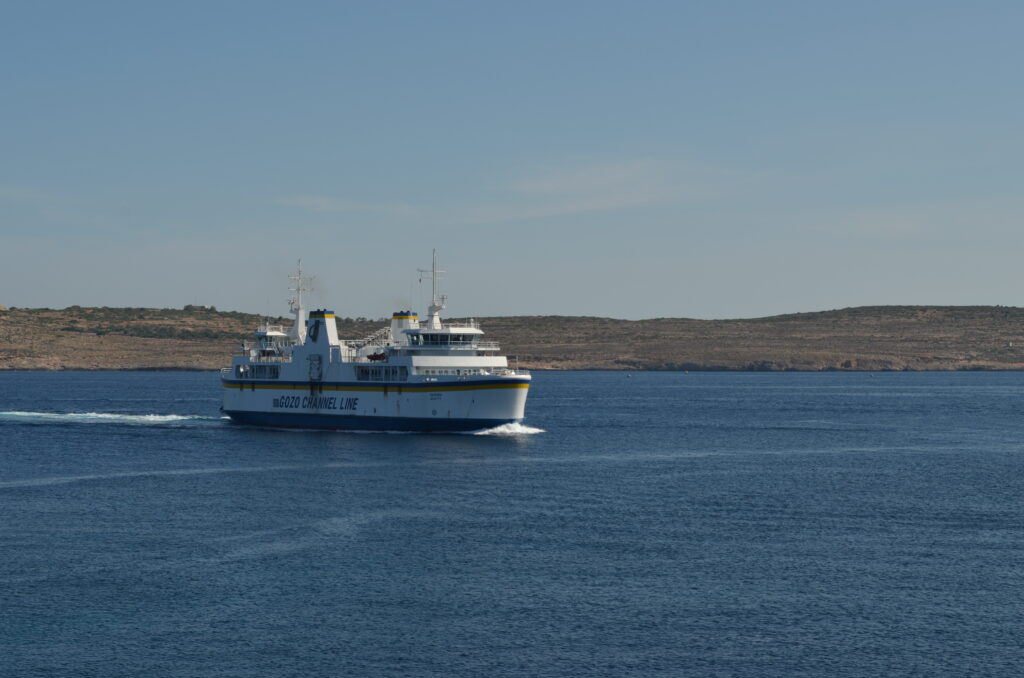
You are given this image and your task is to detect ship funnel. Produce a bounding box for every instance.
[391,311,420,345]
[305,309,340,346]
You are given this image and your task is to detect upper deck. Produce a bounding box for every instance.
[231,251,519,372]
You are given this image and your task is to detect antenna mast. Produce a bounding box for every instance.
[418,249,447,308]
[287,259,312,342]
[418,249,448,328]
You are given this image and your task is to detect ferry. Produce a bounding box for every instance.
[221,252,530,431]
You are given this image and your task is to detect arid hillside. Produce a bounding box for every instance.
[2,305,1024,371]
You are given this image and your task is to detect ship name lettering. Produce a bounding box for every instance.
[272,395,358,410]
[302,395,337,409]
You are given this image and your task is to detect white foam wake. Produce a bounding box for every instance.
[0,411,215,426]
[470,422,546,436]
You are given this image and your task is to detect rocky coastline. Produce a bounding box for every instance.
[3,305,1024,371]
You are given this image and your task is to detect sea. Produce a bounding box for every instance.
[2,370,1024,677]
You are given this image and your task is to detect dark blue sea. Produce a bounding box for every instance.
[3,371,1024,677]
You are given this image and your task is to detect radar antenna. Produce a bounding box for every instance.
[418,249,447,310]
[287,259,312,343]
[418,249,448,328]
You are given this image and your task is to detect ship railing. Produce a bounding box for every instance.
[482,368,530,377]
[441,319,480,329]
[405,341,499,349]
[243,337,296,350]
[349,325,392,350]
[387,344,500,355]
[220,367,232,378]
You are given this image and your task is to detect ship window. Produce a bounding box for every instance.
[423,334,453,345]
[236,364,280,379]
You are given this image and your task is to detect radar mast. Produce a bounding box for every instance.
[288,259,311,343]
[419,249,447,329]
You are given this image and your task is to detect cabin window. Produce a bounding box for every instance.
[422,334,453,345]
[358,365,409,381]
[236,364,279,379]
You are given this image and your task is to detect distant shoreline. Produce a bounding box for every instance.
[4,305,1024,372]
[5,367,1024,373]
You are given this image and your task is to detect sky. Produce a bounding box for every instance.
[3,1,1023,320]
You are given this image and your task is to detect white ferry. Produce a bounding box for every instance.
[221,253,530,431]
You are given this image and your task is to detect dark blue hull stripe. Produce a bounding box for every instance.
[223,410,519,432]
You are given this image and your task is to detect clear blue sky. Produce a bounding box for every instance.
[3,1,1022,319]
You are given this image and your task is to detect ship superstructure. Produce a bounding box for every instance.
[221,253,530,431]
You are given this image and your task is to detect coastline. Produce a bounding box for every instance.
[4,305,1024,372]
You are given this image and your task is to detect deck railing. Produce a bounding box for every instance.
[441,319,481,329]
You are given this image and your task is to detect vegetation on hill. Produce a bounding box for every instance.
[2,305,1024,370]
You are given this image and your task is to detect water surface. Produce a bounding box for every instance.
[2,371,1023,676]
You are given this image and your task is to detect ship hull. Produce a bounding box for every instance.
[221,377,529,432]
[223,409,519,432]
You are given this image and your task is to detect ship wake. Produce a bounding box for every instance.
[469,422,546,435]
[0,411,224,427]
